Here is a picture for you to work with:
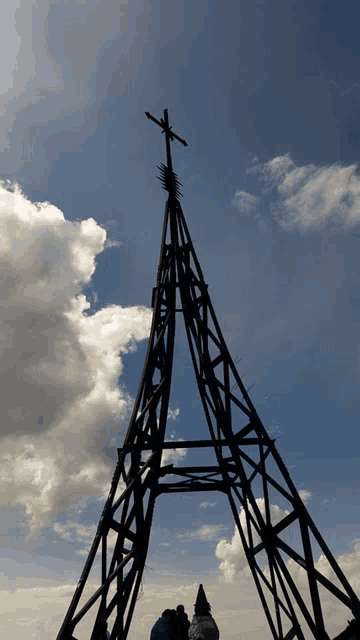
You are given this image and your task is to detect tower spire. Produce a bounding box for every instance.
[146,108,186,202]
[194,584,211,616]
[56,110,360,640]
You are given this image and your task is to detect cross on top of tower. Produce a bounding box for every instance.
[145,108,188,173]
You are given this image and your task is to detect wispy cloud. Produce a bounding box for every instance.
[162,420,187,465]
[233,154,360,233]
[298,489,312,503]
[53,521,118,557]
[53,522,96,543]
[177,524,229,542]
[200,501,217,509]
[167,408,180,422]
[231,190,259,214]
[104,239,123,249]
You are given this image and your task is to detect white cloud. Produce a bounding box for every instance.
[250,154,296,187]
[161,416,187,466]
[0,576,265,640]
[215,498,289,581]
[75,528,118,557]
[0,182,152,535]
[140,409,186,468]
[53,522,96,543]
[53,521,120,557]
[235,154,360,233]
[231,190,259,214]
[104,239,123,249]
[3,540,360,640]
[332,539,360,593]
[298,489,312,503]
[161,439,187,466]
[200,501,217,509]
[167,407,180,422]
[214,496,360,637]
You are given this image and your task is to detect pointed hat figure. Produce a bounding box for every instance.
[189,585,219,640]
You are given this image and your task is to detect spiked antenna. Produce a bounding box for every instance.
[157,163,184,199]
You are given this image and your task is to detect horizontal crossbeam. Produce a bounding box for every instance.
[157,482,240,494]
[141,437,263,449]
[118,424,272,454]
[159,464,241,475]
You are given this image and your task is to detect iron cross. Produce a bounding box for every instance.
[145,108,188,172]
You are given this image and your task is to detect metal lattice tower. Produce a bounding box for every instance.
[56,110,360,640]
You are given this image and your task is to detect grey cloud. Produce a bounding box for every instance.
[0,0,148,181]
[0,182,152,534]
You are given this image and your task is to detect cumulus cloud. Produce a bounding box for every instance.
[0,182,152,534]
[215,498,290,582]
[274,538,360,636]
[214,491,311,584]
[214,495,360,637]
[234,154,360,233]
[323,539,360,594]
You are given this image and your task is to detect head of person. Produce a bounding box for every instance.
[162,609,172,622]
[169,610,177,625]
[162,609,177,626]
[176,605,185,614]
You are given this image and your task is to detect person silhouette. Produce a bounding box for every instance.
[175,605,190,640]
[151,609,176,640]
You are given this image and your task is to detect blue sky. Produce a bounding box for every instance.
[1,1,360,638]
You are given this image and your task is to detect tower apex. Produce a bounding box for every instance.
[194,584,212,616]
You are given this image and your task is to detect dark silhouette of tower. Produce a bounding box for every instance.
[56,110,360,640]
[190,584,219,640]
[194,584,211,617]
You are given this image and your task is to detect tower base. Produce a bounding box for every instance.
[189,615,220,640]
